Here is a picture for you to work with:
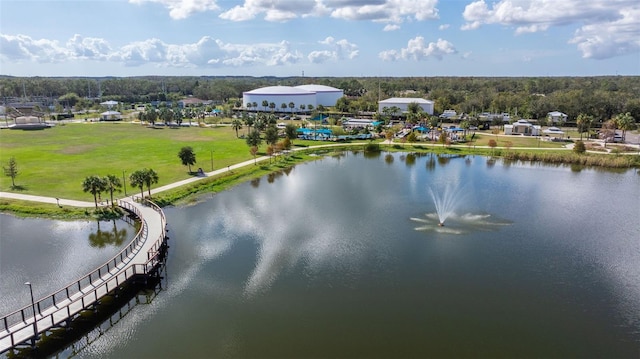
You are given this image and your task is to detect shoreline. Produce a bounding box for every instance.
[1,143,638,220]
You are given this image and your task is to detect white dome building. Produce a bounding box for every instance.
[242,84,344,112]
[243,86,316,112]
[294,85,344,108]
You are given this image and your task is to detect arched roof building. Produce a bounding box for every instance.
[242,85,343,112]
[294,85,344,108]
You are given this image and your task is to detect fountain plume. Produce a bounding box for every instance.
[429,184,463,226]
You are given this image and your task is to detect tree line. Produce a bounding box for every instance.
[2,75,638,123]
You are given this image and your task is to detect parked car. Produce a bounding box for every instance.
[613,134,623,142]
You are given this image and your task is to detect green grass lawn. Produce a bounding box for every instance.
[0,122,259,200]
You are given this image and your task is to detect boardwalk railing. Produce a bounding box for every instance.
[129,197,168,274]
[0,199,167,353]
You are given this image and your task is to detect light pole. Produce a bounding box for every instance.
[122,170,127,196]
[25,282,38,343]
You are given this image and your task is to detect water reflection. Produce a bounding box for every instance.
[88,220,128,248]
[0,216,136,316]
[384,153,394,165]
[45,152,639,359]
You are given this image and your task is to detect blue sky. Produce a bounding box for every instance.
[1,0,638,77]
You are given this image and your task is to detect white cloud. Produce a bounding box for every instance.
[220,0,438,25]
[379,36,456,61]
[0,33,303,69]
[569,7,640,59]
[439,24,450,30]
[0,34,70,63]
[383,24,400,31]
[220,0,318,22]
[309,36,359,63]
[129,0,220,20]
[66,34,112,60]
[461,0,640,58]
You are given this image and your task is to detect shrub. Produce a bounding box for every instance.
[364,143,381,152]
[573,140,586,154]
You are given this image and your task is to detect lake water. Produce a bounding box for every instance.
[4,152,640,358]
[0,216,137,315]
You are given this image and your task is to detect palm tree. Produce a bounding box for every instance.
[143,168,159,197]
[576,113,594,140]
[614,112,635,141]
[262,100,269,112]
[178,146,197,173]
[103,174,122,207]
[281,103,287,113]
[269,102,276,112]
[159,106,172,125]
[245,115,255,135]
[144,105,158,125]
[82,175,106,208]
[288,102,295,114]
[129,170,146,199]
[172,106,183,126]
[231,119,243,137]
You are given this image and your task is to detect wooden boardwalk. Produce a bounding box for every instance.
[0,198,167,354]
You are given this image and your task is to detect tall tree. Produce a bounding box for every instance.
[159,106,172,125]
[172,106,184,126]
[129,170,146,199]
[262,100,269,112]
[576,113,594,140]
[103,174,122,207]
[82,175,107,208]
[144,105,158,126]
[231,119,243,137]
[178,146,197,173]
[244,116,255,135]
[3,157,18,188]
[246,129,263,148]
[265,126,279,147]
[284,124,298,144]
[143,168,159,197]
[614,112,635,141]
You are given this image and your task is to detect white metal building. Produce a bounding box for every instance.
[242,84,344,112]
[378,97,434,115]
[295,85,344,108]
